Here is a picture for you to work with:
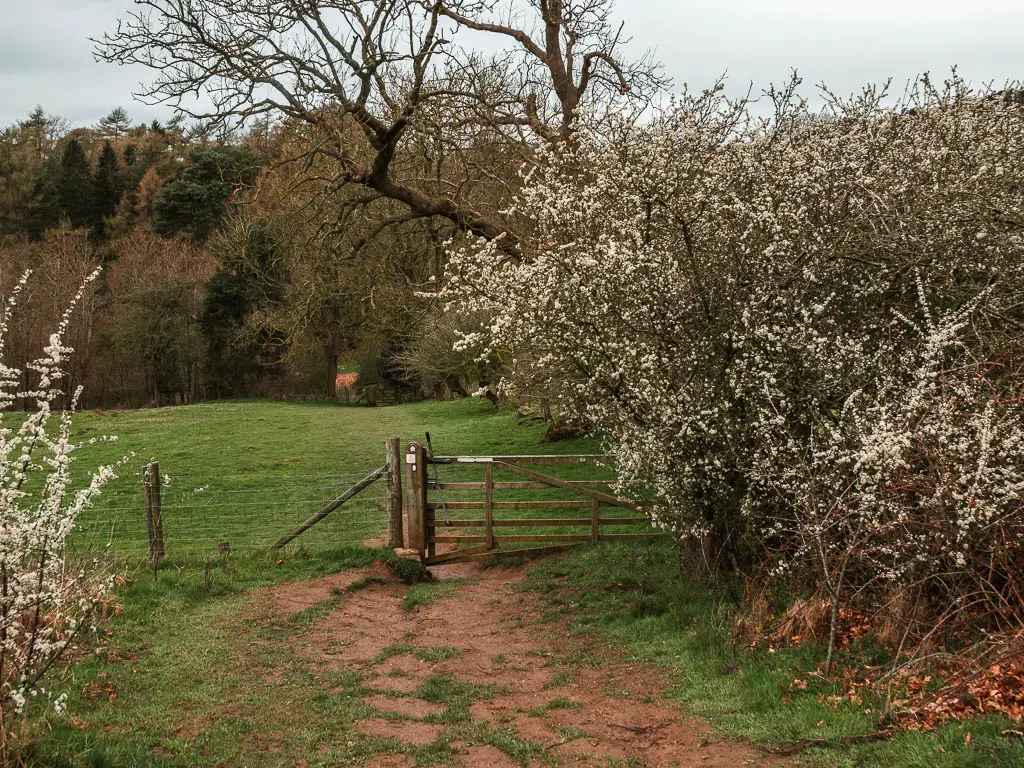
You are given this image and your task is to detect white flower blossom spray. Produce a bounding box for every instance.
[0,269,126,757]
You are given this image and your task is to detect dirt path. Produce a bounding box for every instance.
[252,558,787,768]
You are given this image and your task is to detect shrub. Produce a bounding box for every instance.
[447,73,1024,652]
[0,270,124,756]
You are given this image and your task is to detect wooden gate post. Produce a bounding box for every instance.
[144,461,165,561]
[405,442,428,559]
[484,462,495,550]
[386,437,404,549]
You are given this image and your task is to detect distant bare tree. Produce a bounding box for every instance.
[95,0,663,258]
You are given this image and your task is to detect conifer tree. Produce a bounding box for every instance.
[92,140,123,234]
[23,164,61,239]
[19,106,61,158]
[152,145,258,240]
[96,107,131,141]
[58,139,93,228]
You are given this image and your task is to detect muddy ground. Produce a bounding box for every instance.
[248,557,788,768]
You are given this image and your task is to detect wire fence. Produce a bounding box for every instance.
[70,467,389,561]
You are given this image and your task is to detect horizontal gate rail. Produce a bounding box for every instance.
[491,461,640,511]
[428,480,614,491]
[429,500,593,510]
[429,455,614,465]
[406,443,661,566]
[430,517,650,528]
[433,533,665,544]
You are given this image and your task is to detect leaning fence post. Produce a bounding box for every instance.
[270,466,387,550]
[144,462,165,561]
[405,442,427,559]
[386,437,404,549]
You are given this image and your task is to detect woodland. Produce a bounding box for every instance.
[0,104,446,408]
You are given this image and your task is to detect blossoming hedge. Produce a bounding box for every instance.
[448,75,1024,644]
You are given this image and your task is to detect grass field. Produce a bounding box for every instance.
[17,399,1024,766]
[69,398,603,559]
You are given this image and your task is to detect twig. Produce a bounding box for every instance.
[544,735,582,751]
[877,652,957,683]
[767,730,894,756]
[610,722,665,735]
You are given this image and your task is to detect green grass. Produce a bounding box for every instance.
[523,541,1024,767]
[402,578,476,611]
[261,591,348,637]
[526,696,580,717]
[371,644,463,664]
[416,674,507,724]
[64,398,603,560]
[455,721,542,764]
[19,398,1022,766]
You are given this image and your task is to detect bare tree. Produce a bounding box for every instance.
[95,0,662,258]
[437,0,663,144]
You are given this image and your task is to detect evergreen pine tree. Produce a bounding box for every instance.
[96,107,131,141]
[24,161,62,238]
[92,140,124,233]
[19,106,58,158]
[152,146,259,240]
[57,139,93,228]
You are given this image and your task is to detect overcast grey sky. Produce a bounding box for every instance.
[0,0,1021,128]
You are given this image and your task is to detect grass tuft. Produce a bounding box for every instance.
[417,674,507,724]
[526,696,580,717]
[371,644,463,665]
[401,578,475,611]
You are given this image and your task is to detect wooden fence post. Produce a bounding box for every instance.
[484,462,495,550]
[590,498,600,544]
[144,462,165,561]
[405,442,427,559]
[386,437,404,549]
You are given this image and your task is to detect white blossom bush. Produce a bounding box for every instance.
[446,74,1024,643]
[0,271,122,754]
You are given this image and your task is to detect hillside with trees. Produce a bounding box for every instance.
[0,104,477,407]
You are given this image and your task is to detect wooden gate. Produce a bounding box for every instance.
[404,442,662,565]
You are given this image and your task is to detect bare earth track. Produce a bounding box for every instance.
[250,558,788,767]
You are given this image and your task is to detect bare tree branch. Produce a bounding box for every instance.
[95,0,664,259]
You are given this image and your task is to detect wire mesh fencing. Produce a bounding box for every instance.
[70,466,390,562]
